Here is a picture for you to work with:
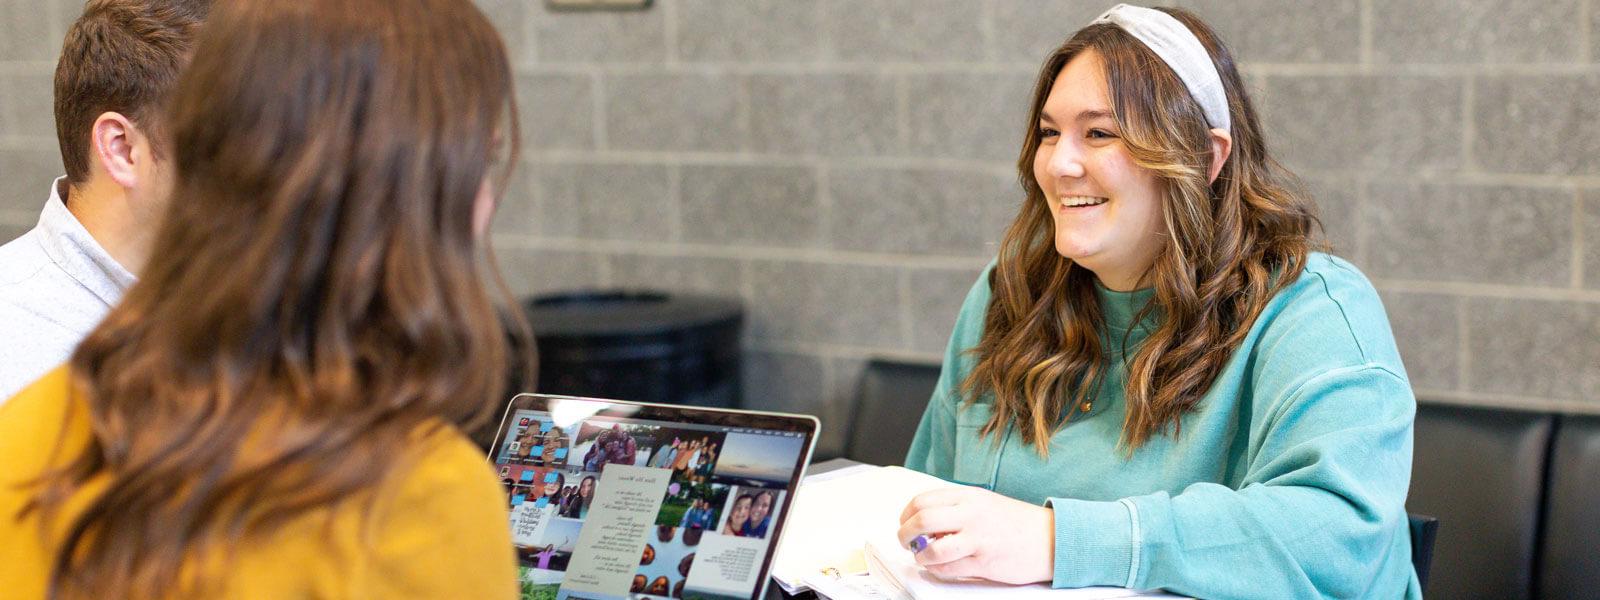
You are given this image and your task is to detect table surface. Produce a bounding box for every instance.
[765,457,866,600]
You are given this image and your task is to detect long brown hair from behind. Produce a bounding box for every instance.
[24,0,525,597]
[963,7,1322,454]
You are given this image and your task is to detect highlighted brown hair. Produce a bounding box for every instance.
[963,7,1322,453]
[54,0,210,185]
[28,0,524,596]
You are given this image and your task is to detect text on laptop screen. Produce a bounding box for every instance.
[491,404,809,600]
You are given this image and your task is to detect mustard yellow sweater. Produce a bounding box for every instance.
[0,367,517,599]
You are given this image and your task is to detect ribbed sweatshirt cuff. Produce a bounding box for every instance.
[1044,497,1139,589]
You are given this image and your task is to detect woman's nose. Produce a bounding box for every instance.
[1048,144,1086,179]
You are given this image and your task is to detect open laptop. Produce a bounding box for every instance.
[487,393,820,600]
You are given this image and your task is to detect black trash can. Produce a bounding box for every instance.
[518,291,743,408]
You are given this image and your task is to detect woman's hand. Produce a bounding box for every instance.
[896,486,1055,585]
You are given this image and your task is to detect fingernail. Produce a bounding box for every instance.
[909,534,929,553]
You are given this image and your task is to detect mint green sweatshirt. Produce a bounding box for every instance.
[905,253,1421,599]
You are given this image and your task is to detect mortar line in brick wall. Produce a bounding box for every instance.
[513,62,1040,76]
[1582,0,1594,63]
[523,3,541,65]
[1,209,38,226]
[1461,74,1477,173]
[815,1,834,63]
[816,163,834,245]
[1359,0,1374,68]
[0,62,56,74]
[735,73,753,155]
[591,72,608,150]
[661,0,679,66]
[978,0,998,63]
[0,135,60,149]
[743,339,942,365]
[524,150,1014,174]
[1413,388,1600,416]
[1455,297,1471,392]
[1292,167,1600,190]
[895,73,911,154]
[738,257,755,312]
[491,235,993,271]
[1241,62,1600,77]
[1574,191,1586,288]
[667,164,683,243]
[898,269,915,352]
[1375,279,1600,302]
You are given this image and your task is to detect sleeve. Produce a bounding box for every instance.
[903,265,994,478]
[1045,364,1417,598]
[367,429,519,599]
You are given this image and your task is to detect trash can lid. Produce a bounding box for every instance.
[522,290,742,338]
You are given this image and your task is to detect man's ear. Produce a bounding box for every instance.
[1207,128,1233,185]
[90,112,141,189]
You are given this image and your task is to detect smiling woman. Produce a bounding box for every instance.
[900,4,1420,599]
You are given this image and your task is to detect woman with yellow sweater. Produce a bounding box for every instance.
[0,0,524,597]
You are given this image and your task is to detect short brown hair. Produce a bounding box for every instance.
[54,0,209,185]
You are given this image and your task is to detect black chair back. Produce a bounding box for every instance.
[844,360,940,467]
[1409,403,1552,600]
[1539,414,1600,599]
[1408,513,1439,591]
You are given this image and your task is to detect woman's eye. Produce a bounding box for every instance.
[1087,128,1117,140]
[1038,127,1060,139]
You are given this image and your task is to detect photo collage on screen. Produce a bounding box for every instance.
[491,408,808,600]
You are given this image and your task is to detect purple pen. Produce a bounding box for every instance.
[908,534,930,553]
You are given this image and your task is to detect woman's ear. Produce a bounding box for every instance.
[1207,128,1233,184]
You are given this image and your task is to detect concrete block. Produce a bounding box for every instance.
[1378,290,1460,391]
[1466,297,1600,401]
[681,165,818,247]
[517,73,595,151]
[746,260,902,348]
[1365,182,1570,286]
[826,0,984,62]
[825,166,1017,256]
[905,72,1035,162]
[0,70,55,139]
[531,1,667,63]
[1180,0,1360,64]
[747,73,899,157]
[907,266,986,355]
[678,0,823,63]
[1373,0,1583,64]
[605,73,742,152]
[1472,75,1600,176]
[606,253,742,298]
[0,147,62,213]
[494,246,607,297]
[1262,75,1462,173]
[535,162,674,241]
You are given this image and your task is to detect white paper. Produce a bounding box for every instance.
[771,466,963,592]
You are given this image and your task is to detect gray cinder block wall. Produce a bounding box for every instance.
[2,1,1598,456]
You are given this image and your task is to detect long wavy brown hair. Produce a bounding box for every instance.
[963,7,1321,453]
[24,0,525,596]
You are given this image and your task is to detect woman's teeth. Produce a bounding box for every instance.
[1061,196,1108,207]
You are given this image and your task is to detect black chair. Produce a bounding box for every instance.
[1408,513,1439,591]
[842,359,941,466]
[1409,403,1552,600]
[1539,414,1600,599]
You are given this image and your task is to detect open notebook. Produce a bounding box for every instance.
[772,464,1181,600]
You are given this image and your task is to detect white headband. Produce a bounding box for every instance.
[1091,4,1230,133]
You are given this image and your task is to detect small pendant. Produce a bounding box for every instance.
[1080,401,1093,412]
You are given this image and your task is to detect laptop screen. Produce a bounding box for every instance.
[489,396,815,600]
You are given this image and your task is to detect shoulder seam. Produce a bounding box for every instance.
[1305,265,1371,364]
